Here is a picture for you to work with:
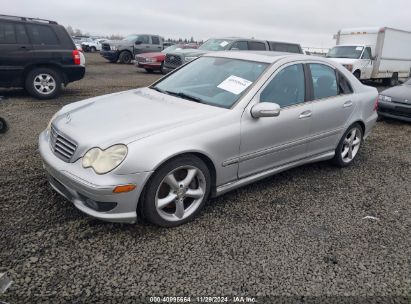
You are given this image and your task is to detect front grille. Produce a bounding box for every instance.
[392,98,411,106]
[102,43,110,51]
[165,53,182,68]
[50,126,78,162]
[379,107,411,118]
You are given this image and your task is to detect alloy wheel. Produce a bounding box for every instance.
[341,127,362,163]
[155,166,206,222]
[33,74,56,95]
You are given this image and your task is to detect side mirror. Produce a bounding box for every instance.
[135,40,142,45]
[251,102,281,118]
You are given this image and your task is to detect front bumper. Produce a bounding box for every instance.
[136,62,162,69]
[378,100,411,122]
[39,131,152,223]
[100,50,119,61]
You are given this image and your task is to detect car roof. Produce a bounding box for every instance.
[203,51,302,63]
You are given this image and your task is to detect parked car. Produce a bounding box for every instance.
[328,27,411,85]
[163,37,303,72]
[0,117,7,133]
[100,34,164,64]
[81,38,106,52]
[135,44,198,73]
[40,52,378,227]
[0,15,86,99]
[377,78,411,122]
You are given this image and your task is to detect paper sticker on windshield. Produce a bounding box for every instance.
[356,46,363,51]
[217,75,252,95]
[220,41,229,47]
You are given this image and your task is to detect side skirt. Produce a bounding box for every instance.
[215,151,335,196]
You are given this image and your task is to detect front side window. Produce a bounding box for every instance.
[248,41,266,51]
[27,24,58,45]
[309,63,338,99]
[362,47,372,59]
[151,36,160,45]
[138,35,149,44]
[230,41,248,50]
[0,21,16,44]
[153,57,268,108]
[260,64,305,107]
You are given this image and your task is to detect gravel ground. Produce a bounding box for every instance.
[0,54,410,303]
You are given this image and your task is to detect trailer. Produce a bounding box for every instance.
[327,27,411,86]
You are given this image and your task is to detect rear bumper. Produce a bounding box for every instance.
[100,50,119,61]
[38,130,153,223]
[378,100,411,122]
[63,66,85,83]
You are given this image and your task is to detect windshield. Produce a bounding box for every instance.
[199,39,233,51]
[162,45,184,53]
[326,46,364,59]
[123,35,140,41]
[152,57,268,108]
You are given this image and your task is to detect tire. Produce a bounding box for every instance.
[90,46,96,53]
[160,62,165,74]
[353,70,361,80]
[332,123,363,168]
[383,73,399,87]
[140,155,211,227]
[145,68,154,73]
[0,117,8,133]
[119,51,132,64]
[25,68,62,99]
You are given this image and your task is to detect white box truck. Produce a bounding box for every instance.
[327,27,411,86]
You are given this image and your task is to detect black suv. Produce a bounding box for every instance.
[0,15,85,99]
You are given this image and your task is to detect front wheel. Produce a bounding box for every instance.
[119,51,132,64]
[90,46,96,53]
[332,123,363,167]
[141,155,211,227]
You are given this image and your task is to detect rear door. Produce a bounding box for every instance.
[239,62,313,177]
[306,63,356,155]
[248,40,268,51]
[0,21,32,86]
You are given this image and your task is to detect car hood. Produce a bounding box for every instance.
[381,84,411,101]
[173,49,209,57]
[139,52,164,58]
[53,88,225,150]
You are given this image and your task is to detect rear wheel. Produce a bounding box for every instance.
[119,51,132,64]
[25,68,62,99]
[141,155,211,227]
[353,70,361,80]
[0,117,8,133]
[332,123,363,167]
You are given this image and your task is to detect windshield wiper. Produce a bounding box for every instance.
[151,86,166,94]
[165,91,206,104]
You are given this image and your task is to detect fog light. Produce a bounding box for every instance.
[113,184,136,193]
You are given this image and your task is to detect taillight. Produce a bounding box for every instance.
[72,50,81,65]
[373,97,379,111]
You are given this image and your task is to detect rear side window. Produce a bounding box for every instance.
[260,64,305,107]
[230,41,248,50]
[27,24,59,45]
[248,41,266,50]
[309,63,338,99]
[0,21,16,44]
[151,36,160,45]
[337,71,353,94]
[271,42,301,54]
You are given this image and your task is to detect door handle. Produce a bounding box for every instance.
[299,110,312,119]
[343,101,353,108]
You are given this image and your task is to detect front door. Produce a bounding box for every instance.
[239,63,313,178]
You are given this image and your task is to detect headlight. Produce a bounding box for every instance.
[146,57,157,63]
[82,144,128,174]
[47,112,59,131]
[184,56,197,62]
[378,95,391,102]
[110,45,118,51]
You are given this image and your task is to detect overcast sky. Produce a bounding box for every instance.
[5,0,411,48]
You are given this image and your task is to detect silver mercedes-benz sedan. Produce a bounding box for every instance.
[39,52,378,227]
